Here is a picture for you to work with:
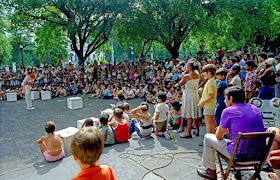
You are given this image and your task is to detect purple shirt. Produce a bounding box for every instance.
[220,103,264,154]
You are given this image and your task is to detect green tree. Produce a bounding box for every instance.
[0,7,12,65]
[4,0,130,64]
[35,22,68,64]
[121,0,215,59]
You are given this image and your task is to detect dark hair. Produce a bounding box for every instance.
[45,121,56,133]
[245,53,251,60]
[229,58,237,64]
[116,104,125,111]
[257,53,267,60]
[268,53,275,58]
[216,68,228,77]
[187,61,199,71]
[245,60,256,69]
[171,100,182,111]
[85,119,94,127]
[148,89,155,96]
[27,67,33,74]
[157,92,167,102]
[232,65,240,74]
[118,94,125,101]
[140,102,149,110]
[224,86,245,104]
[234,56,240,63]
[202,64,216,76]
[99,114,109,125]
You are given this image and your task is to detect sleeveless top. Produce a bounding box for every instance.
[139,115,153,137]
[115,121,129,142]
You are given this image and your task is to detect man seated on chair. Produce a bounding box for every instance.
[197,86,264,180]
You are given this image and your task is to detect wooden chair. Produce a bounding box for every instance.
[216,132,275,180]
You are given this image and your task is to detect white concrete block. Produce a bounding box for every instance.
[7,93,17,101]
[31,91,40,100]
[67,97,83,109]
[101,108,114,117]
[56,127,79,155]
[41,91,51,100]
[76,117,100,129]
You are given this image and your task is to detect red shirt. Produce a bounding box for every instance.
[72,165,117,180]
[115,121,129,143]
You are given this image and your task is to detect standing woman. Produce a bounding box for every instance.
[177,61,206,137]
[21,67,36,110]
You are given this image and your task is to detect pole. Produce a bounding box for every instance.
[21,48,24,68]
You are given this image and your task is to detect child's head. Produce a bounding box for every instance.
[157,92,167,103]
[231,65,240,76]
[216,68,228,81]
[83,118,94,127]
[140,102,149,112]
[113,108,123,119]
[171,100,182,111]
[71,127,103,167]
[99,114,109,126]
[202,64,216,78]
[123,102,130,111]
[45,121,56,134]
[245,60,256,71]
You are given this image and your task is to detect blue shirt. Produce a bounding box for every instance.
[172,73,179,81]
[217,79,227,105]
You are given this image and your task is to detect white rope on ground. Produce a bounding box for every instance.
[119,149,203,180]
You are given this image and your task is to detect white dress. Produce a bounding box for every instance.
[182,77,202,119]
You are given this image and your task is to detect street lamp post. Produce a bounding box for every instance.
[130,46,134,63]
[19,44,24,68]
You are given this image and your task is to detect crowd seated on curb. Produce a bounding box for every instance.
[2,45,280,178]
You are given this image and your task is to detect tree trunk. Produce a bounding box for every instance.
[166,41,181,59]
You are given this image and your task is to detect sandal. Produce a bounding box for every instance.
[180,134,192,138]
[176,128,184,133]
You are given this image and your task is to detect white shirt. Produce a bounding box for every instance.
[154,102,169,122]
[230,75,242,88]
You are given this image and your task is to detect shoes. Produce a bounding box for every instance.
[27,107,35,110]
[263,163,274,172]
[197,168,217,180]
[193,131,199,136]
[180,134,192,138]
[168,130,175,139]
[199,142,204,146]
[176,128,184,133]
[165,132,170,140]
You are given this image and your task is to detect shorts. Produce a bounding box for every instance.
[43,150,64,162]
[155,120,167,132]
[203,108,215,116]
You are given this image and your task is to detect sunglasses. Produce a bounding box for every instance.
[142,109,148,111]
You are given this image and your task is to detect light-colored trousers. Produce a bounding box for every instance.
[202,133,231,170]
[24,86,32,108]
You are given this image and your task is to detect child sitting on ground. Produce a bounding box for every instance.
[153,92,175,140]
[37,121,64,162]
[168,101,183,130]
[99,114,115,146]
[81,118,94,128]
[71,127,117,180]
[108,108,129,143]
[123,102,134,125]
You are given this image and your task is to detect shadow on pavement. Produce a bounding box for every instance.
[33,157,63,175]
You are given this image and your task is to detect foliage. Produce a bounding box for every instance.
[35,22,68,64]
[4,0,131,64]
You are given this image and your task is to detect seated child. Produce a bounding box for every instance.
[129,102,153,138]
[37,121,64,162]
[153,92,174,140]
[108,108,129,143]
[71,127,117,180]
[145,89,156,104]
[100,114,115,146]
[123,102,134,125]
[168,101,182,130]
[81,118,94,128]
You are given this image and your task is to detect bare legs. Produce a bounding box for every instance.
[204,115,216,133]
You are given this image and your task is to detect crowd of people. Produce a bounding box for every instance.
[2,46,280,179]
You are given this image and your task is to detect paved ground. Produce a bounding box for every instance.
[0,96,270,180]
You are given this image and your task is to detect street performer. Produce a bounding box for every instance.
[21,67,36,110]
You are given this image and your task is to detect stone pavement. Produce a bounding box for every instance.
[0,96,270,180]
